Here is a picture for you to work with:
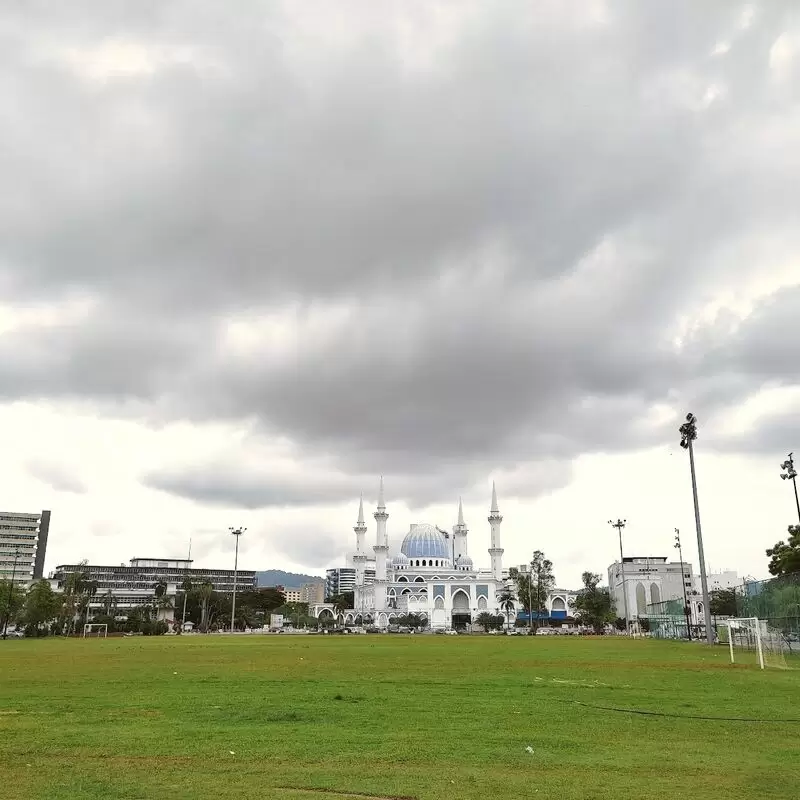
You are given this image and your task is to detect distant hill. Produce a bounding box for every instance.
[255,569,324,588]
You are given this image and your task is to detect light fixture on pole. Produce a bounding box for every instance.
[181,537,192,632]
[780,453,800,525]
[679,413,713,645]
[674,528,691,641]
[608,519,629,632]
[229,527,246,633]
[1,549,21,640]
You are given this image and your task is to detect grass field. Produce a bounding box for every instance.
[0,636,798,800]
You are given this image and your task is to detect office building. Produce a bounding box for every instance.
[0,510,51,587]
[300,581,325,605]
[49,556,256,620]
[326,566,376,599]
[607,556,695,619]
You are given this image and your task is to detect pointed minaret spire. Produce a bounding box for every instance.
[377,475,385,510]
[490,481,500,514]
[357,493,365,525]
[457,496,465,527]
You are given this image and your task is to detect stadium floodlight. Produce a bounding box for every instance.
[779,453,800,524]
[229,527,246,633]
[678,413,713,645]
[608,519,629,632]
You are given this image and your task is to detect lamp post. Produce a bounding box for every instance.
[229,527,246,633]
[1,549,21,640]
[780,453,800,525]
[608,519,629,633]
[674,528,691,641]
[181,537,192,632]
[679,413,713,645]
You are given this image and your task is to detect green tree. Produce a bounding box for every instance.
[329,593,351,623]
[510,552,555,630]
[766,525,800,576]
[22,580,60,636]
[475,611,494,632]
[0,580,26,632]
[498,589,516,630]
[573,572,615,634]
[710,588,738,616]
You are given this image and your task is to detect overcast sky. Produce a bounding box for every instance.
[2,1,799,587]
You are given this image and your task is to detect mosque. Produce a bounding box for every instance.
[312,478,511,630]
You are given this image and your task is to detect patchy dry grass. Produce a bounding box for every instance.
[0,635,798,799]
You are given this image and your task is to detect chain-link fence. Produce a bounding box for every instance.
[735,572,800,643]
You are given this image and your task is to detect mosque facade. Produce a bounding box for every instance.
[312,479,511,630]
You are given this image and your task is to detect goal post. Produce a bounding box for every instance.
[725,618,788,670]
[83,623,108,638]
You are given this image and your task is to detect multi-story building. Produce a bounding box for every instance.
[283,587,303,604]
[0,510,51,588]
[699,570,740,591]
[325,566,376,599]
[49,557,256,619]
[607,556,695,620]
[300,581,325,605]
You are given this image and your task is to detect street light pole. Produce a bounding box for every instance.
[229,527,246,633]
[2,549,21,640]
[674,528,691,641]
[780,453,800,525]
[608,519,629,633]
[679,413,714,645]
[181,537,192,631]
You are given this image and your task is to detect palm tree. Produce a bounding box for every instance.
[331,593,349,627]
[499,590,516,632]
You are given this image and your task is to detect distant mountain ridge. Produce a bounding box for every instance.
[255,569,324,588]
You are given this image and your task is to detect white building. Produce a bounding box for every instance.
[699,570,740,591]
[608,556,695,621]
[314,480,510,630]
[0,510,51,588]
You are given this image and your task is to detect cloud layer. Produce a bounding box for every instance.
[1,2,799,579]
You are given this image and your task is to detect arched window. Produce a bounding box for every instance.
[415,560,420,567]
[635,583,647,616]
[397,576,408,583]
[650,583,661,605]
[414,576,425,583]
[422,560,427,567]
[435,560,439,567]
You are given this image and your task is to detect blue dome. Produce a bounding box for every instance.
[400,524,450,559]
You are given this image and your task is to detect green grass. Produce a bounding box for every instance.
[0,635,798,800]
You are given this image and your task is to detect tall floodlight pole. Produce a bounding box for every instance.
[608,519,629,633]
[674,528,691,641]
[679,413,713,645]
[229,527,246,633]
[1,549,21,640]
[780,453,800,525]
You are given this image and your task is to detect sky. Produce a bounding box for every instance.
[2,1,800,588]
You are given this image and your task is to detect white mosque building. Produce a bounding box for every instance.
[313,479,510,630]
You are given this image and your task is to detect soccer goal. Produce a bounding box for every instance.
[726,618,788,670]
[83,623,108,638]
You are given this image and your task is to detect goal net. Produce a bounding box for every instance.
[725,617,788,670]
[83,623,108,638]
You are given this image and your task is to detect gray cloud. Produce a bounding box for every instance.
[26,459,88,495]
[2,2,800,509]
